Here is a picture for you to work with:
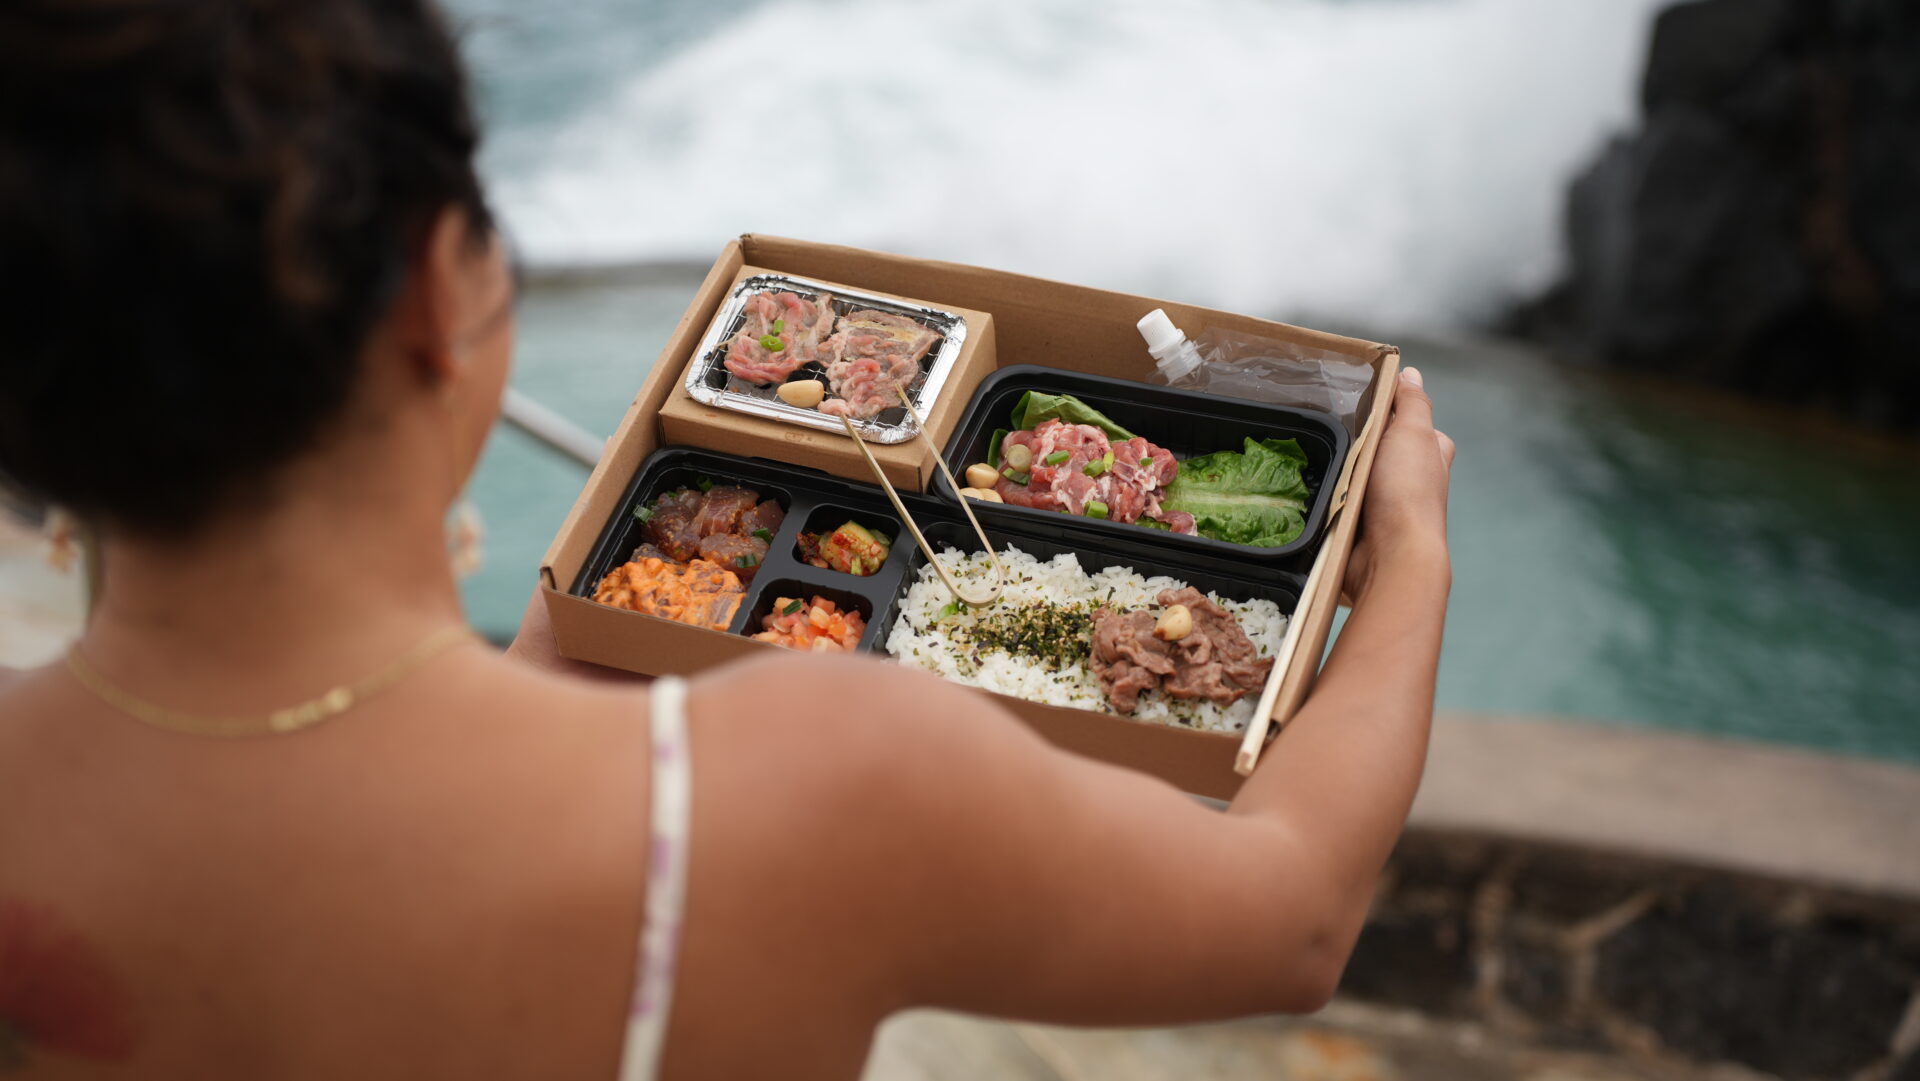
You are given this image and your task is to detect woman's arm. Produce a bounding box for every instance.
[1222,367,1454,981]
[677,370,1454,1029]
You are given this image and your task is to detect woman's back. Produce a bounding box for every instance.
[1,655,666,1079]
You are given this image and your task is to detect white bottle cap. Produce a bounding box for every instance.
[1136,308,1185,357]
[1137,308,1203,382]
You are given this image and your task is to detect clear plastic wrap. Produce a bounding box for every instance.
[1150,326,1373,437]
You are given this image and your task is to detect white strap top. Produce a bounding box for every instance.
[615,676,693,1081]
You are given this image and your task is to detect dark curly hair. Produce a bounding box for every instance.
[0,0,492,537]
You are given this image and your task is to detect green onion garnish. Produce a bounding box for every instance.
[771,318,785,333]
[1141,457,1153,467]
[752,528,773,542]
[783,599,803,615]
[736,553,759,568]
[1086,501,1110,519]
[1001,468,1031,485]
[1083,450,1114,478]
[697,477,714,493]
[759,334,784,351]
[633,505,655,523]
[1043,450,1071,466]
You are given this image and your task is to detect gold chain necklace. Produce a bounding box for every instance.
[64,625,477,737]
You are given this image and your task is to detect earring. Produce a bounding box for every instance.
[42,507,78,574]
[446,500,485,580]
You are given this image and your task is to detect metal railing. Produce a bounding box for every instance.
[500,388,602,469]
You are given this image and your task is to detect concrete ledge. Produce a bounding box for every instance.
[1344,829,1920,1081]
[1415,714,1920,901]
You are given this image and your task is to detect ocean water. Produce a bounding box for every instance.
[444,0,1920,762]
[449,0,1668,330]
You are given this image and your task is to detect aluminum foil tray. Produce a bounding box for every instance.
[682,273,968,445]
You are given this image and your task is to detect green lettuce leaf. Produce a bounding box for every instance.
[1010,392,1136,442]
[986,428,1010,469]
[1162,437,1311,547]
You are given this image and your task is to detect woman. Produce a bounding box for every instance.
[0,1,1453,1078]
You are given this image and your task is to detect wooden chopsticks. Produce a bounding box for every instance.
[1234,401,1385,776]
[836,388,1007,608]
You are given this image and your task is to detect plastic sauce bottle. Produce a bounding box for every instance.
[1137,308,1208,389]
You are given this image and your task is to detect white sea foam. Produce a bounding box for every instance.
[491,0,1664,331]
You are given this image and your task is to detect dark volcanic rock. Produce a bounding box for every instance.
[1518,0,1920,429]
[1592,886,1916,1078]
[1641,0,1798,112]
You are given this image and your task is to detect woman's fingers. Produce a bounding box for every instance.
[1436,430,1456,468]
[1393,367,1434,432]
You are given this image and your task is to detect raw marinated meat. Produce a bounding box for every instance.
[693,486,759,537]
[739,499,785,538]
[640,489,704,562]
[990,420,1194,533]
[696,533,768,581]
[593,557,745,632]
[723,291,835,385]
[608,482,783,628]
[817,310,938,419]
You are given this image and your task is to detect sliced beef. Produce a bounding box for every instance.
[1103,473,1151,523]
[723,291,834,385]
[818,311,938,419]
[1153,509,1199,535]
[1090,608,1178,714]
[1158,587,1273,706]
[993,431,1042,505]
[991,423,1187,530]
[1089,588,1273,713]
[995,475,1044,507]
[1027,420,1112,516]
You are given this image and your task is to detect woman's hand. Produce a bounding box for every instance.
[503,587,652,683]
[1341,367,1454,606]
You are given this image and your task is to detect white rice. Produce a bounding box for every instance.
[887,545,1288,732]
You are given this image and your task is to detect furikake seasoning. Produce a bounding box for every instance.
[952,600,1099,671]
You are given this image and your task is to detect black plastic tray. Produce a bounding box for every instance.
[573,447,1309,665]
[934,365,1350,563]
[571,447,920,653]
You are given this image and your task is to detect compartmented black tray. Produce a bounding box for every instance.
[934,365,1350,563]
[571,447,921,653]
[575,447,1310,671]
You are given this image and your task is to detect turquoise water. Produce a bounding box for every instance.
[1403,339,1920,760]
[463,277,1920,764]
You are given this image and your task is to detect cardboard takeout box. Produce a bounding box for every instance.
[539,235,1399,799]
